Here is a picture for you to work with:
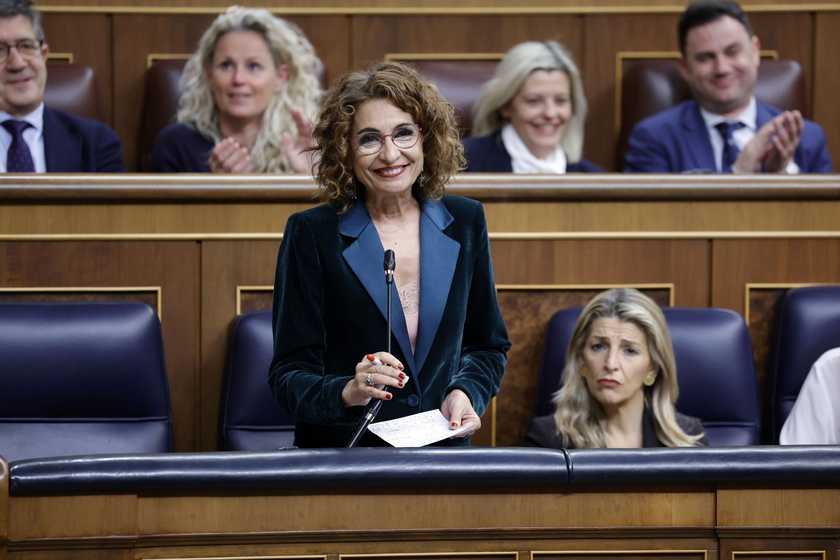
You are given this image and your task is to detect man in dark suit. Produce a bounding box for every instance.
[0,0,124,172]
[625,0,832,174]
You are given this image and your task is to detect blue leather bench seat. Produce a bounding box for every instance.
[8,446,840,497]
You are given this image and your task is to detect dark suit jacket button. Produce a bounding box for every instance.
[407,394,419,407]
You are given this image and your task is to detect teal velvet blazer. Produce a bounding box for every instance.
[269,195,511,448]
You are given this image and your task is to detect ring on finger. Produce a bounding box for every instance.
[365,373,373,386]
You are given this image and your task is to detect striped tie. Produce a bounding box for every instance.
[714,121,743,173]
[3,119,35,172]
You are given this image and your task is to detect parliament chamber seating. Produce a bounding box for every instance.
[767,285,840,443]
[219,310,296,451]
[0,302,172,463]
[533,306,762,446]
[617,58,807,169]
[44,61,104,122]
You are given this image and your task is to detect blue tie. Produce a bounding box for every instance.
[2,119,35,172]
[714,121,743,173]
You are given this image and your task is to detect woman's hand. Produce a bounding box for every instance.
[341,352,407,408]
[282,107,318,173]
[208,138,253,173]
[440,389,481,438]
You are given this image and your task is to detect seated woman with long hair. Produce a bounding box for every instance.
[149,6,322,173]
[527,288,707,448]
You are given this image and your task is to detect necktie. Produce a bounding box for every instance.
[714,121,743,173]
[3,119,35,172]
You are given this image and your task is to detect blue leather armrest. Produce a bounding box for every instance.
[9,447,570,495]
[566,445,840,485]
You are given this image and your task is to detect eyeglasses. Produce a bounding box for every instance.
[0,39,43,64]
[351,123,422,155]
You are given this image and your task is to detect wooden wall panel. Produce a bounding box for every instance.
[711,239,840,417]
[351,14,584,66]
[41,14,113,128]
[200,240,280,451]
[0,241,201,452]
[814,12,840,167]
[584,13,679,171]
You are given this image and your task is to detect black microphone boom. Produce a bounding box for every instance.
[347,249,396,447]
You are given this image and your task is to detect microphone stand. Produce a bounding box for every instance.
[347,249,395,448]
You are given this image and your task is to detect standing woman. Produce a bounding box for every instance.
[149,6,322,173]
[463,40,603,173]
[270,60,510,448]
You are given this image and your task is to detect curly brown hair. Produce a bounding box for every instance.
[311,60,465,213]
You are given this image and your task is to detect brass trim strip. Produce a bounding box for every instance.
[2,231,840,242]
[744,282,839,324]
[146,53,191,69]
[386,52,505,61]
[35,5,840,15]
[0,286,163,318]
[497,282,675,306]
[235,285,273,316]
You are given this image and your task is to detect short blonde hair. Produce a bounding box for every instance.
[471,40,588,163]
[177,6,322,173]
[551,288,705,448]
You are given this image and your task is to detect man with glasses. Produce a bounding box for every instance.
[0,0,124,172]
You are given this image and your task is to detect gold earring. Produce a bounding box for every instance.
[579,364,587,378]
[643,371,656,386]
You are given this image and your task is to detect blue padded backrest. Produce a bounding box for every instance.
[0,302,172,462]
[534,306,761,446]
[768,285,840,443]
[220,310,296,451]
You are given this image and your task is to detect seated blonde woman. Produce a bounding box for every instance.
[527,288,707,448]
[463,40,603,173]
[149,6,322,174]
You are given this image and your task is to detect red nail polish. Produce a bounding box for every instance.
[451,423,458,428]
[398,364,404,370]
[386,394,392,400]
[399,373,406,379]
[398,381,404,387]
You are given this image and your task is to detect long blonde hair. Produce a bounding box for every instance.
[552,289,705,448]
[177,6,322,172]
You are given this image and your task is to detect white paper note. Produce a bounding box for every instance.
[367,409,473,447]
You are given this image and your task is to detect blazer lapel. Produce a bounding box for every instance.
[683,102,717,172]
[414,198,459,374]
[340,201,416,374]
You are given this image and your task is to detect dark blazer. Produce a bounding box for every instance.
[525,409,708,448]
[463,132,605,173]
[624,100,833,173]
[269,195,511,448]
[43,107,125,172]
[148,123,214,173]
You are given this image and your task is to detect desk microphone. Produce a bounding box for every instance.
[347,249,395,448]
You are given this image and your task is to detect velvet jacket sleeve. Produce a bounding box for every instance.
[441,198,510,417]
[268,209,361,426]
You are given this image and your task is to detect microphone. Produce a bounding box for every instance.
[384,249,395,285]
[347,250,396,448]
